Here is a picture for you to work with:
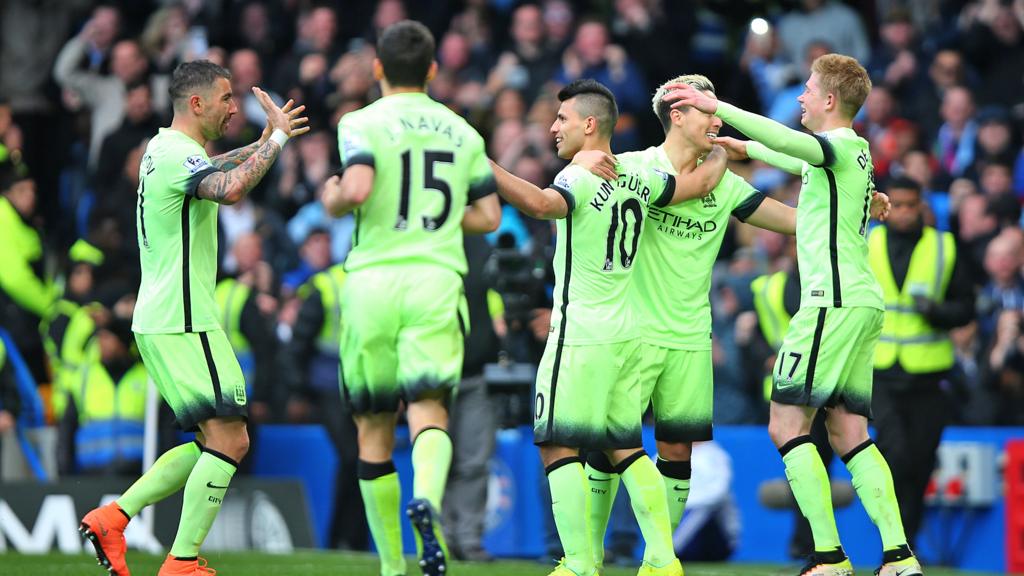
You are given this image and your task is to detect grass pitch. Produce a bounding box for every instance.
[0,550,1005,575]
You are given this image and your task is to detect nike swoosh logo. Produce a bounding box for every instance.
[673,486,689,492]
[587,475,611,482]
[206,482,229,489]
[894,569,912,576]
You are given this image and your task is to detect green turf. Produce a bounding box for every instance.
[1,550,1004,576]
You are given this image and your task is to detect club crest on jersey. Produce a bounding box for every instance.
[182,155,211,174]
[701,191,717,209]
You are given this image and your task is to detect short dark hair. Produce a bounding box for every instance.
[885,175,921,196]
[169,60,231,108]
[557,79,618,139]
[378,20,435,88]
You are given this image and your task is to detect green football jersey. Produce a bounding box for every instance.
[796,127,883,310]
[337,92,495,275]
[623,146,765,350]
[547,157,675,345]
[132,128,223,334]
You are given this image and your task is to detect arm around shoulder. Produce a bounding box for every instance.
[489,159,568,220]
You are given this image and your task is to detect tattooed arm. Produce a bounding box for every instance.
[209,140,262,170]
[196,88,309,205]
[195,140,282,205]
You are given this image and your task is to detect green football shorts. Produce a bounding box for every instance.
[771,306,883,417]
[534,338,643,450]
[639,344,713,442]
[340,265,466,413]
[135,330,247,432]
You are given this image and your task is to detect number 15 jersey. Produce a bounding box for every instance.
[337,92,496,275]
[547,158,675,345]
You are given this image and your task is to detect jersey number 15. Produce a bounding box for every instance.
[395,149,454,232]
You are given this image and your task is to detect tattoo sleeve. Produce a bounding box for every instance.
[195,139,281,205]
[209,140,262,170]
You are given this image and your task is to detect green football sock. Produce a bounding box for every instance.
[657,458,691,529]
[844,440,908,551]
[412,427,452,511]
[359,460,406,576]
[619,452,675,568]
[547,457,594,576]
[584,454,619,567]
[117,441,201,517]
[169,448,236,558]
[781,437,842,553]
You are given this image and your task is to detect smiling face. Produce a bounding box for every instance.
[197,77,237,141]
[797,72,830,131]
[675,89,722,152]
[550,98,587,159]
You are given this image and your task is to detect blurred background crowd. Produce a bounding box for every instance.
[1,0,1024,558]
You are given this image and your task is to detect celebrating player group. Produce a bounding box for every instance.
[81,13,921,576]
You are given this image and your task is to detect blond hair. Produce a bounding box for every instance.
[652,74,715,133]
[810,54,871,120]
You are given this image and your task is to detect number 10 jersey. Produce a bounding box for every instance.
[546,159,674,345]
[337,92,496,275]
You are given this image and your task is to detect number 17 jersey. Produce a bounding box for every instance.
[337,92,496,275]
[547,157,675,345]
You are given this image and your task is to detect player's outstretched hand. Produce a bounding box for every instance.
[870,191,891,222]
[572,149,617,181]
[253,88,309,138]
[713,136,749,161]
[661,83,719,114]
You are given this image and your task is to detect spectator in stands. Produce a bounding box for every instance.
[58,301,147,476]
[485,4,559,106]
[777,0,870,70]
[282,227,332,296]
[960,0,1024,109]
[555,19,647,149]
[289,179,355,265]
[973,106,1017,169]
[985,297,1024,425]
[956,191,1000,283]
[140,3,191,75]
[0,163,53,386]
[867,8,929,104]
[54,35,164,169]
[275,6,340,94]
[737,21,798,116]
[978,229,1024,343]
[231,48,284,128]
[274,129,333,220]
[77,3,122,73]
[980,162,1016,197]
[95,80,162,191]
[215,233,279,423]
[934,86,978,181]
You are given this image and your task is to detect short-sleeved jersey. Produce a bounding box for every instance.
[133,128,223,334]
[623,146,765,350]
[796,128,883,310]
[547,156,675,345]
[337,92,495,275]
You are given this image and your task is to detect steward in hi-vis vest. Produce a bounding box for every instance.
[867,176,974,548]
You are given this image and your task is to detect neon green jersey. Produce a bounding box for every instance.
[547,157,675,345]
[622,146,765,350]
[338,92,496,275]
[132,128,223,334]
[796,127,883,310]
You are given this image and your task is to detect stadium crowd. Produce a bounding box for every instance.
[1,0,1024,559]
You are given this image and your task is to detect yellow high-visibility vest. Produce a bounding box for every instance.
[868,226,956,373]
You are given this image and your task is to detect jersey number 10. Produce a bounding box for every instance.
[395,149,454,232]
[603,198,643,271]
